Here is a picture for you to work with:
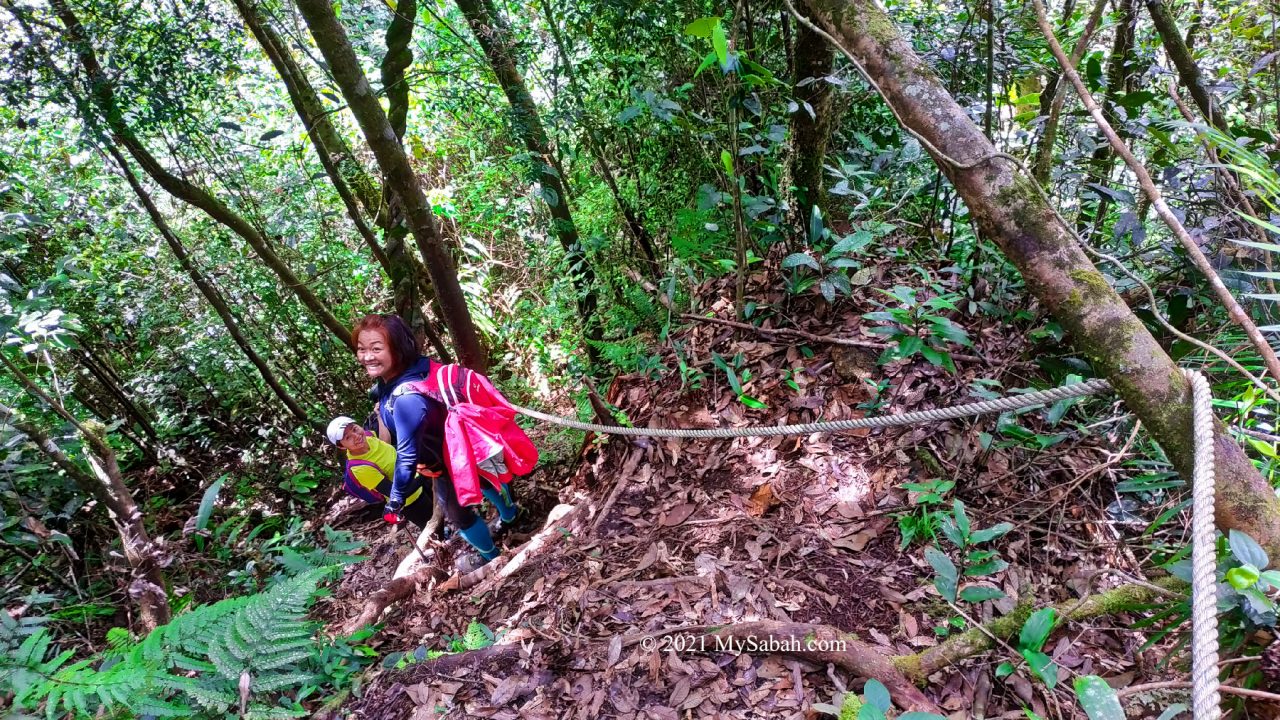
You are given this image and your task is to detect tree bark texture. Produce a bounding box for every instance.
[380,0,417,142]
[798,0,1280,557]
[1145,0,1230,134]
[295,0,488,371]
[452,0,602,360]
[789,23,836,219]
[48,0,353,349]
[104,141,315,425]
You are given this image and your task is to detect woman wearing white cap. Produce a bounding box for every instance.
[326,415,430,528]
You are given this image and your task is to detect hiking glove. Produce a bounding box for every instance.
[383,499,403,525]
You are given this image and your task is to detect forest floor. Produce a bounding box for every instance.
[323,250,1189,719]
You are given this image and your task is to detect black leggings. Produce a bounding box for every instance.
[400,471,479,532]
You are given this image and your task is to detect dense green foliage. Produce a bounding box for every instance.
[2,0,1280,715]
[2,567,367,718]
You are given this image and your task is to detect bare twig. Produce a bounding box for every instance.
[1032,0,1280,387]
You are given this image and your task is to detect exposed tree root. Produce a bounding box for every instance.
[341,505,577,632]
[340,563,448,635]
[896,576,1188,682]
[392,503,444,580]
[436,504,577,592]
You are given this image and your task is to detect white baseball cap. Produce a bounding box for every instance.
[326,416,357,446]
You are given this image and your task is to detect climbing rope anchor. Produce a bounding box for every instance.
[517,371,1220,718]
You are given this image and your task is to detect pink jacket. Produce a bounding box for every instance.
[399,364,538,507]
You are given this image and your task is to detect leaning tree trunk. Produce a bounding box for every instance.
[0,379,170,630]
[295,0,488,371]
[452,0,602,363]
[48,0,352,349]
[788,23,836,224]
[103,141,316,426]
[798,0,1280,556]
[1145,0,1230,135]
[231,0,451,360]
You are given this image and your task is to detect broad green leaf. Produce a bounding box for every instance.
[925,547,958,602]
[1019,608,1056,652]
[1227,564,1261,590]
[1230,529,1270,568]
[782,253,820,271]
[193,476,225,534]
[995,662,1015,678]
[683,16,720,37]
[1021,649,1058,689]
[862,679,891,712]
[711,21,729,68]
[969,523,1014,544]
[959,586,1006,603]
[1073,675,1125,720]
[721,149,734,177]
[1155,703,1188,720]
[953,500,971,540]
[738,394,767,409]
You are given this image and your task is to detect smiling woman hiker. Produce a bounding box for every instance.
[326,415,432,529]
[351,313,535,573]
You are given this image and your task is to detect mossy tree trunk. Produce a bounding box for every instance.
[1145,0,1230,135]
[295,0,488,371]
[799,0,1280,557]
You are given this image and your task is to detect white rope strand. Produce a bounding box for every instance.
[513,378,1111,438]
[1185,368,1221,719]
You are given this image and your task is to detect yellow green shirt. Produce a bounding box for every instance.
[347,436,423,506]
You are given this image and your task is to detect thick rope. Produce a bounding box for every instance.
[513,378,1111,438]
[517,372,1221,716]
[1185,369,1221,719]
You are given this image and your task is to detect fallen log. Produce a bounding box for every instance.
[896,576,1187,682]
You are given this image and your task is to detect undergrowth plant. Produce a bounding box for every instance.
[2,567,367,719]
[382,619,499,670]
[862,285,971,372]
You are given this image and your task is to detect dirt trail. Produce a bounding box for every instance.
[332,270,1174,719]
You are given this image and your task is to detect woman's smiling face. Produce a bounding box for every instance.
[356,329,396,380]
[339,423,370,455]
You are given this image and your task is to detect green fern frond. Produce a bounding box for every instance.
[463,621,494,651]
[13,567,341,719]
[244,702,309,719]
[252,671,319,693]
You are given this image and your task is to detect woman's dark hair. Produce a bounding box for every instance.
[352,314,419,377]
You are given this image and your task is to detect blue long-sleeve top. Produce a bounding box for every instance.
[373,356,449,506]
